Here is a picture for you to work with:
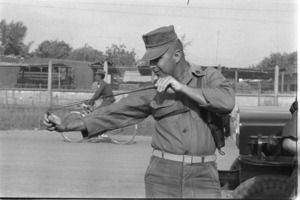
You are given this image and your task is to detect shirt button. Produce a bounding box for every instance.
[183,129,187,133]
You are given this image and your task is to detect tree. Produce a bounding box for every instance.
[0,19,33,56]
[252,52,297,73]
[104,44,136,66]
[34,40,72,59]
[68,44,105,62]
[0,20,9,55]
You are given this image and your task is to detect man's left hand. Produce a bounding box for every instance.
[43,113,65,132]
[155,76,183,93]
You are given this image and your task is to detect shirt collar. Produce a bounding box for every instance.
[189,62,205,77]
[180,62,205,85]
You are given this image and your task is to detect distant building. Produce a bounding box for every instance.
[0,56,93,89]
[119,70,154,91]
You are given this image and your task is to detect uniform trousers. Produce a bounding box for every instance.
[144,155,222,198]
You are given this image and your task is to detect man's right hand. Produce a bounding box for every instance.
[43,113,66,132]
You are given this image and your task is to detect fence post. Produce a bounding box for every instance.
[48,61,53,107]
[280,72,284,93]
[38,83,41,130]
[258,82,261,106]
[234,70,238,93]
[274,65,279,106]
[5,87,8,109]
[58,66,61,89]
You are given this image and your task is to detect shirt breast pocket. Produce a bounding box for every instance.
[150,100,178,120]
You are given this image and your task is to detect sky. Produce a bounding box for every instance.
[0,0,298,68]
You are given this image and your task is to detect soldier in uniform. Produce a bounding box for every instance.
[88,69,115,110]
[82,69,116,138]
[43,25,235,198]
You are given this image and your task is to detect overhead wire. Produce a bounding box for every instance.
[0,1,294,24]
[3,0,296,13]
[1,0,296,68]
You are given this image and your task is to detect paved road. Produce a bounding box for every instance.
[0,130,238,198]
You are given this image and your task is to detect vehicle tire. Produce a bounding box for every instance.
[230,157,240,170]
[227,157,240,190]
[221,157,240,190]
[231,175,293,199]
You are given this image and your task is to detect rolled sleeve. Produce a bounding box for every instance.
[200,68,235,113]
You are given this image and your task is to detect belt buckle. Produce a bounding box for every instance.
[183,155,192,164]
[186,155,208,164]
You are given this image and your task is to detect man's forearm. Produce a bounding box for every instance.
[63,119,87,132]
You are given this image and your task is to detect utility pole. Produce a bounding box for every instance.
[104,61,109,83]
[274,65,279,106]
[47,61,52,107]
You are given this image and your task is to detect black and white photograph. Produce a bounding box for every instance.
[0,0,298,198]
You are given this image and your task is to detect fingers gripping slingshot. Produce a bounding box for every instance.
[46,86,156,144]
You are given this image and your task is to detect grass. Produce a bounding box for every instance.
[0,105,42,130]
[0,105,156,135]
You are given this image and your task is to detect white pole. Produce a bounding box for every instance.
[104,61,109,83]
[48,61,52,107]
[38,83,41,129]
[274,65,279,106]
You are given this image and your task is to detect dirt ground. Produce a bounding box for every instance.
[0,130,238,198]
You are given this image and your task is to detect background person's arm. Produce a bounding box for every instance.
[89,82,106,106]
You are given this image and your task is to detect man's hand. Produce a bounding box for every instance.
[82,103,93,114]
[155,76,184,93]
[43,113,66,132]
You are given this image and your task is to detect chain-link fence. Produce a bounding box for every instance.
[0,66,297,131]
[0,85,156,133]
[233,80,297,94]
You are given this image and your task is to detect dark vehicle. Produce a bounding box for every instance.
[16,63,76,89]
[219,106,297,199]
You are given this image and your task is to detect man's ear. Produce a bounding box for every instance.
[174,49,182,63]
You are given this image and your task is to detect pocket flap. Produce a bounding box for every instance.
[150,99,176,109]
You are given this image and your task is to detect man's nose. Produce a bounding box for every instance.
[149,65,155,69]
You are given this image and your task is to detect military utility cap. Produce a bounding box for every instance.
[95,69,106,75]
[142,25,178,61]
